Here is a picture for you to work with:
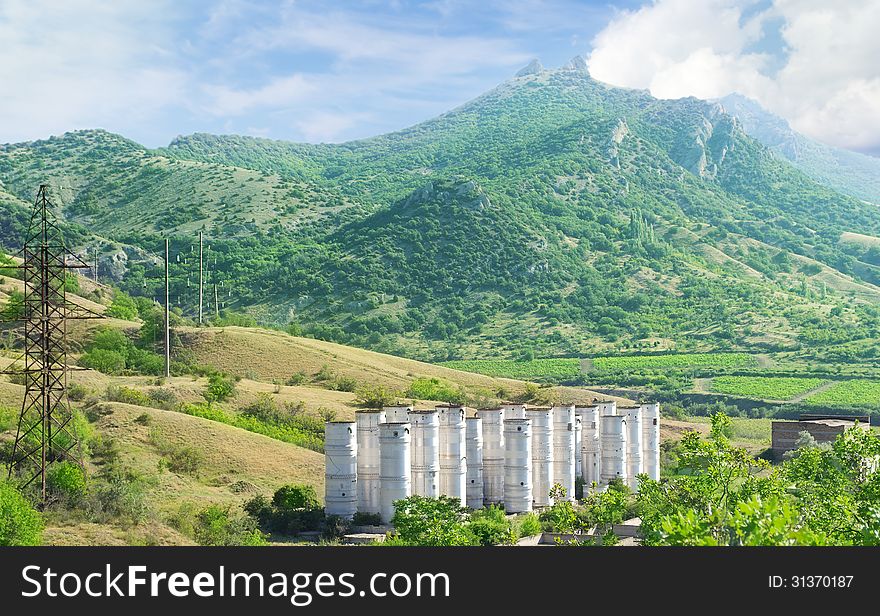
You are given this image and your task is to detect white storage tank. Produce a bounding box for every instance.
[503,418,532,513]
[476,408,505,505]
[383,404,414,423]
[501,404,527,419]
[526,407,554,507]
[408,410,440,498]
[437,405,467,504]
[600,414,628,488]
[641,402,661,481]
[325,422,358,519]
[576,405,601,492]
[379,422,411,524]
[574,415,583,480]
[355,410,385,514]
[620,406,643,491]
[465,417,484,509]
[552,405,576,501]
[597,400,617,416]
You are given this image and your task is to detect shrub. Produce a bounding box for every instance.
[204,373,235,403]
[194,505,267,546]
[406,377,465,404]
[0,482,43,545]
[67,383,88,401]
[514,513,542,538]
[81,349,126,374]
[95,471,148,524]
[47,461,86,502]
[285,372,307,386]
[469,505,514,545]
[105,385,152,407]
[352,511,383,526]
[165,445,203,475]
[147,388,178,410]
[106,292,139,320]
[273,484,320,510]
[332,376,358,392]
[244,485,325,536]
[391,495,476,546]
[355,384,398,408]
[134,413,152,426]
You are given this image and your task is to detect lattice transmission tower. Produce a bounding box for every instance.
[3,185,100,503]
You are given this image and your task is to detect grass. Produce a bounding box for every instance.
[592,352,756,371]
[805,380,880,408]
[439,358,580,381]
[684,416,773,446]
[710,376,825,400]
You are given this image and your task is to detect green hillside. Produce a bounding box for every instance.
[2,60,880,362]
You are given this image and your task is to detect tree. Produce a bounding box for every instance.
[203,373,236,403]
[391,496,476,546]
[0,482,43,546]
[106,291,139,320]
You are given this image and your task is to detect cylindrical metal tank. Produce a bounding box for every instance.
[501,404,527,419]
[476,408,505,505]
[552,405,576,501]
[576,405,601,492]
[600,414,628,488]
[574,415,583,480]
[465,417,484,509]
[379,422,411,524]
[383,405,414,423]
[525,407,553,507]
[641,402,661,481]
[620,406,643,491]
[355,410,385,514]
[597,400,617,416]
[325,422,358,519]
[503,418,532,513]
[408,410,440,498]
[437,405,467,504]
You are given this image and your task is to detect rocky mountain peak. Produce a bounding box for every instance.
[515,59,544,77]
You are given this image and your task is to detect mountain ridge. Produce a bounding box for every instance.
[2,63,879,361]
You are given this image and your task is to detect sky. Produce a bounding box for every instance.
[0,0,878,156]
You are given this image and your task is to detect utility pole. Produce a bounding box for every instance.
[164,238,170,378]
[93,246,98,283]
[198,231,203,325]
[214,283,219,319]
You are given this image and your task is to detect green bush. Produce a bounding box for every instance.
[81,349,127,374]
[354,384,399,408]
[47,461,86,502]
[105,385,152,407]
[469,505,514,545]
[285,372,307,386]
[0,482,43,545]
[195,505,267,546]
[391,495,476,546]
[352,511,383,526]
[514,513,542,538]
[244,485,325,536]
[406,377,466,404]
[106,292,140,320]
[204,373,236,403]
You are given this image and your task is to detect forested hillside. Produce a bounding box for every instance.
[2,59,880,361]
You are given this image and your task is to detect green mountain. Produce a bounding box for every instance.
[2,59,879,361]
[719,93,880,205]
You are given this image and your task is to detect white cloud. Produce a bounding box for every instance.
[587,0,880,154]
[0,0,187,143]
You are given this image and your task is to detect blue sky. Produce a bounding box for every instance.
[1,1,878,155]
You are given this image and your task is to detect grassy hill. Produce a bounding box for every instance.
[2,61,880,364]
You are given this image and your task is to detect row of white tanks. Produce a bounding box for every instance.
[325,401,661,522]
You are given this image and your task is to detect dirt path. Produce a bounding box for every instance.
[790,380,834,403]
[692,377,712,393]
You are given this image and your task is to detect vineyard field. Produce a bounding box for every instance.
[805,380,880,408]
[709,376,825,400]
[592,352,756,372]
[440,358,581,381]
